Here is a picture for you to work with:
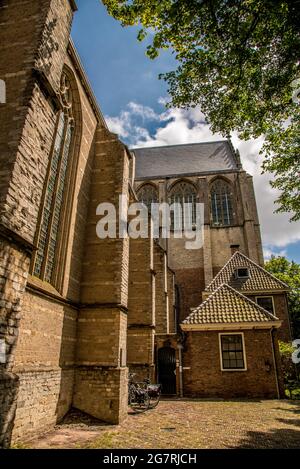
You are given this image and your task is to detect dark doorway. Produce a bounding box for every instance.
[157,346,176,395]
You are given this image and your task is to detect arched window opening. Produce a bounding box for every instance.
[33,72,75,284]
[168,181,197,231]
[210,179,234,227]
[137,184,158,215]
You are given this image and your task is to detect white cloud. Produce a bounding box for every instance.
[263,247,287,260]
[105,100,300,253]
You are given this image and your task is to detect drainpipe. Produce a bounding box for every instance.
[178,343,184,397]
[270,327,280,399]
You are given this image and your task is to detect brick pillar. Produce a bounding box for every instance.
[198,177,213,286]
[127,232,155,381]
[75,127,130,424]
[238,172,264,265]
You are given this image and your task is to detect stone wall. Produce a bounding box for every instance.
[183,329,283,398]
[0,238,30,447]
[0,0,74,243]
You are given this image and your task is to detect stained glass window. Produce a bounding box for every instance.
[168,181,197,231]
[211,179,233,226]
[33,73,74,285]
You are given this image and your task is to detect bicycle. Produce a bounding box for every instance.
[128,373,162,412]
[128,373,150,412]
[143,378,161,409]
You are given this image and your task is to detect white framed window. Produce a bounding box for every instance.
[255,296,275,315]
[219,333,247,371]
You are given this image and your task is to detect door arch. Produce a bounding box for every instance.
[157,346,176,395]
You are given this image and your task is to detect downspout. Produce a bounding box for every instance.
[270,327,280,399]
[178,343,184,398]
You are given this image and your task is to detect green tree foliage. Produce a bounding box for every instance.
[265,255,300,338]
[102,0,300,219]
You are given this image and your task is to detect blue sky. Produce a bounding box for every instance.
[71,0,300,263]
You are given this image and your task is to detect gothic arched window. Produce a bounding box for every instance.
[33,72,75,284]
[210,179,234,226]
[168,181,197,231]
[137,184,158,214]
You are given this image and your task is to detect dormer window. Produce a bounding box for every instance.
[235,268,249,279]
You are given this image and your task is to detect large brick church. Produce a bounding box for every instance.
[0,0,291,447]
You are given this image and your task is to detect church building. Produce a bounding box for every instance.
[0,0,291,448]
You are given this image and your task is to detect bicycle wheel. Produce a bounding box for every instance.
[129,391,150,413]
[149,391,161,409]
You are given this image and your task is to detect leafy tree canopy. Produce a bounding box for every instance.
[265,255,300,338]
[102,0,300,219]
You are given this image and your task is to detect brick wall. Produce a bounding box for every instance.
[73,367,128,425]
[75,126,130,424]
[153,243,168,334]
[246,293,292,343]
[183,329,283,398]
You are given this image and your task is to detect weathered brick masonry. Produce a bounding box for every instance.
[183,329,284,399]
[0,0,292,448]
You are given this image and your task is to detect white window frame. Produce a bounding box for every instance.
[255,296,275,314]
[218,332,247,372]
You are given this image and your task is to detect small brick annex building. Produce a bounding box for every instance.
[0,0,292,448]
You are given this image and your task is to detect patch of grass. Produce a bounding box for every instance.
[81,431,116,449]
[10,442,31,449]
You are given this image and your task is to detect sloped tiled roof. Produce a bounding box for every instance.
[205,251,289,293]
[132,141,239,179]
[182,283,279,326]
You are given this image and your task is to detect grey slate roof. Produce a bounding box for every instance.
[132,141,239,179]
[205,251,289,293]
[182,283,280,326]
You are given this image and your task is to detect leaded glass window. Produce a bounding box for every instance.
[210,179,234,226]
[137,184,158,215]
[168,181,197,231]
[33,73,74,284]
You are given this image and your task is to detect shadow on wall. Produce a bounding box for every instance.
[0,241,28,448]
[0,370,19,448]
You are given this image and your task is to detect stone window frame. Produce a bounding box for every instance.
[218,332,247,372]
[210,177,235,227]
[30,65,82,292]
[136,182,159,215]
[255,296,275,315]
[167,179,198,232]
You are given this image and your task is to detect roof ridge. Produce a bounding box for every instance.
[237,251,290,289]
[184,282,279,325]
[222,283,279,321]
[204,252,239,291]
[131,140,228,151]
[205,251,289,292]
